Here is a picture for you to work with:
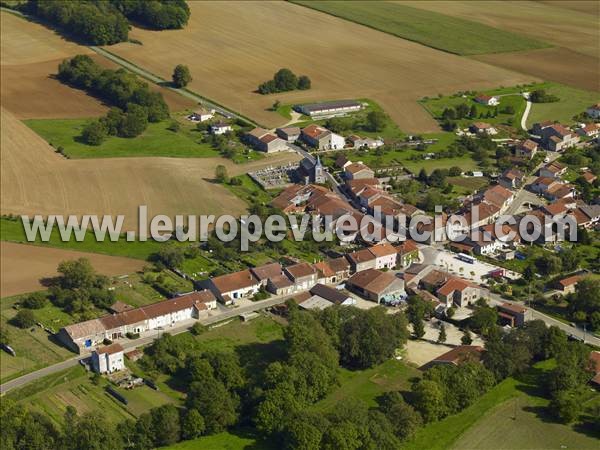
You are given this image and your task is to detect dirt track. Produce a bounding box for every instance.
[0,242,145,297]
[107,1,534,133]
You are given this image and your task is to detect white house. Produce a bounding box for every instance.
[210,122,232,135]
[301,124,345,150]
[187,107,214,122]
[57,292,217,353]
[209,269,261,304]
[474,95,499,106]
[91,343,125,374]
[368,242,398,270]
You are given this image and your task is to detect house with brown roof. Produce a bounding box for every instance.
[470,122,497,135]
[545,183,576,201]
[276,126,301,142]
[534,123,579,151]
[267,274,295,296]
[529,176,560,194]
[346,248,378,272]
[251,262,283,287]
[309,283,353,305]
[344,162,375,180]
[395,240,420,268]
[497,302,527,327]
[327,256,352,281]
[347,134,384,149]
[557,275,583,294]
[313,260,337,284]
[91,343,124,374]
[301,124,345,150]
[369,242,398,270]
[345,268,405,303]
[436,277,482,307]
[482,185,514,210]
[421,345,484,370]
[346,178,381,198]
[582,170,597,184]
[499,168,525,189]
[57,291,217,353]
[515,139,538,159]
[245,128,288,153]
[577,123,599,138]
[474,94,499,106]
[539,161,567,179]
[284,262,318,291]
[209,270,261,304]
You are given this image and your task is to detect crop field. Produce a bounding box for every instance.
[293,1,548,55]
[0,241,145,297]
[1,108,298,230]
[0,12,194,119]
[398,1,599,92]
[106,1,534,133]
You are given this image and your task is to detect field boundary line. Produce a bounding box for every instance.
[90,47,263,128]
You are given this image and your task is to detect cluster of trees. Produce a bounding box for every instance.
[566,278,600,330]
[258,69,311,94]
[417,166,462,188]
[530,89,559,103]
[440,103,499,131]
[49,258,115,318]
[110,0,190,30]
[325,110,388,134]
[26,0,129,45]
[57,55,169,144]
[25,0,190,45]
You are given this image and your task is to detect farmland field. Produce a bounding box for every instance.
[1,107,298,230]
[0,12,193,120]
[0,241,145,297]
[293,1,548,55]
[106,1,534,133]
[398,1,599,92]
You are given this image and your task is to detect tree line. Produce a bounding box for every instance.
[58,55,170,145]
[23,0,190,45]
[258,68,311,95]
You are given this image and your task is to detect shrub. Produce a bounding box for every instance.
[81,120,108,146]
[22,292,47,310]
[172,64,192,88]
[11,310,36,329]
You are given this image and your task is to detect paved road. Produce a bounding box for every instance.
[0,295,293,395]
[89,46,261,127]
[487,292,600,347]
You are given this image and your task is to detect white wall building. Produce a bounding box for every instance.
[91,343,125,374]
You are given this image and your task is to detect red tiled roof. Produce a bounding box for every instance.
[211,270,260,293]
[345,162,373,175]
[559,275,582,288]
[368,242,397,258]
[437,278,474,296]
[96,343,124,355]
[432,345,484,365]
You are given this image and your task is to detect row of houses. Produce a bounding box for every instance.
[58,291,218,353]
[206,241,419,305]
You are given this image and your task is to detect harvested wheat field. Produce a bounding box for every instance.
[0,107,299,230]
[107,1,534,132]
[398,1,599,91]
[0,242,145,297]
[0,12,194,118]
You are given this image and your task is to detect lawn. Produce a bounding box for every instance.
[292,1,549,56]
[313,359,420,412]
[165,429,274,450]
[224,174,277,206]
[24,118,220,159]
[402,360,599,450]
[420,85,530,132]
[0,217,163,260]
[7,365,174,425]
[526,82,599,127]
[446,176,489,195]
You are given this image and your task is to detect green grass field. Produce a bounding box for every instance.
[292,1,548,55]
[1,217,162,260]
[7,365,174,425]
[314,359,420,412]
[24,118,221,159]
[403,360,599,450]
[527,83,599,126]
[0,303,74,383]
[446,176,489,195]
[165,429,274,450]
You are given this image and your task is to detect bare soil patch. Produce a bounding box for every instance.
[1,12,194,118]
[1,107,298,231]
[0,242,145,297]
[107,1,534,133]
